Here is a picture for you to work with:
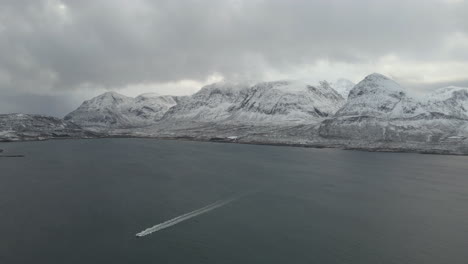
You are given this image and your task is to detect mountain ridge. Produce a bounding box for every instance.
[2,73,468,155]
[64,92,180,129]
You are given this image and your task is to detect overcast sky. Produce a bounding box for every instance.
[1,0,468,116]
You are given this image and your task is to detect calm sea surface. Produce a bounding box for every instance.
[1,139,468,263]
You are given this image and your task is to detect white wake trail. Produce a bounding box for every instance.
[135,195,243,237]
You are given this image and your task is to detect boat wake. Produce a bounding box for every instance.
[135,192,253,237]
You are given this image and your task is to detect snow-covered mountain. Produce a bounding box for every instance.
[161,81,252,122]
[130,93,178,120]
[319,73,468,142]
[0,113,96,141]
[334,73,426,118]
[65,92,179,129]
[65,92,133,128]
[229,80,345,123]
[422,86,468,119]
[3,73,468,154]
[162,80,345,124]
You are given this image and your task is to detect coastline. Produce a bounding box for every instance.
[1,134,467,156]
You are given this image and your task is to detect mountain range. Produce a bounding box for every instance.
[2,73,468,155]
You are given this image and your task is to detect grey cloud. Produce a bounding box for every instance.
[0,90,85,117]
[402,78,468,95]
[1,0,468,115]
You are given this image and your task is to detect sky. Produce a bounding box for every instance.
[1,0,468,117]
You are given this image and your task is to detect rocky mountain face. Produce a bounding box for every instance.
[319,74,468,144]
[0,114,97,142]
[64,92,179,129]
[162,80,345,125]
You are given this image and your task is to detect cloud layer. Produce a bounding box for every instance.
[1,0,468,115]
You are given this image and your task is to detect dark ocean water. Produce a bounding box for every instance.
[1,138,468,264]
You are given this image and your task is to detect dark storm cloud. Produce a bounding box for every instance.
[0,0,468,102]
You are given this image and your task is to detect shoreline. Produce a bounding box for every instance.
[1,134,467,157]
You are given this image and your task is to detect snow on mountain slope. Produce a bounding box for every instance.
[335,73,426,118]
[64,92,135,128]
[65,91,178,128]
[4,72,468,154]
[162,80,345,124]
[332,78,355,98]
[61,73,468,149]
[227,80,344,123]
[0,113,96,141]
[130,93,178,120]
[161,81,251,122]
[422,86,468,119]
[319,73,468,142]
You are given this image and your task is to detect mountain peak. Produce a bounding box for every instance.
[138,92,160,97]
[365,73,391,80]
[98,91,127,98]
[135,93,162,100]
[65,91,178,128]
[348,73,403,99]
[200,81,251,92]
[86,91,131,107]
[336,73,419,118]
